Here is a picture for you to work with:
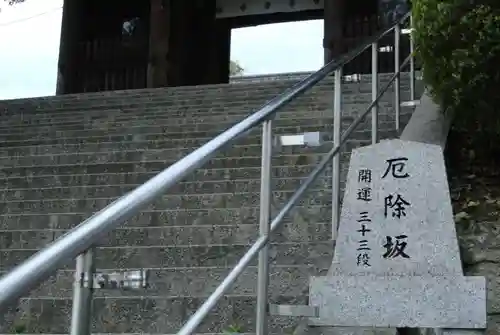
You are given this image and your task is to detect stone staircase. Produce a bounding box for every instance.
[0,73,419,334]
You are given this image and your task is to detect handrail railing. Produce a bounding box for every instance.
[0,10,415,335]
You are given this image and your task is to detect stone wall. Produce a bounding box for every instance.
[446,118,500,334]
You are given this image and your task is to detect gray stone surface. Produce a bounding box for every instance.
[309,275,486,328]
[0,72,414,111]
[0,295,307,334]
[397,90,489,335]
[330,139,462,276]
[1,241,335,271]
[310,139,486,334]
[0,265,328,299]
[400,91,455,148]
[0,74,418,334]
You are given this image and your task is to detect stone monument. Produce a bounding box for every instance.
[309,139,487,333]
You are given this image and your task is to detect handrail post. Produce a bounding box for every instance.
[70,249,95,335]
[371,41,379,144]
[409,14,416,102]
[394,23,401,132]
[332,67,342,240]
[255,119,273,335]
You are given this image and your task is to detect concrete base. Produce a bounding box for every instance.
[308,276,486,329]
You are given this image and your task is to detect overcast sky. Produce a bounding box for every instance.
[0,1,323,100]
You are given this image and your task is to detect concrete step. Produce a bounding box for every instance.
[0,79,301,106]
[0,174,340,201]
[1,240,334,270]
[0,72,421,335]
[8,73,409,106]
[0,163,340,189]
[0,204,333,230]
[0,101,405,133]
[0,105,404,139]
[0,135,383,167]
[0,188,334,214]
[0,92,408,130]
[0,221,332,250]
[0,294,312,334]
[0,153,354,177]
[0,88,409,123]
[0,135,362,158]
[0,75,412,112]
[0,117,398,156]
[2,265,327,299]
[0,161,347,184]
[0,91,412,128]
[0,116,408,148]
[0,97,410,135]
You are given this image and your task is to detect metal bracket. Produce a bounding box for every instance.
[379,45,394,53]
[343,74,361,83]
[275,132,324,149]
[82,270,149,290]
[269,304,319,317]
[401,100,420,107]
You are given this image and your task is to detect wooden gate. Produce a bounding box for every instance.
[73,36,148,93]
[342,14,412,75]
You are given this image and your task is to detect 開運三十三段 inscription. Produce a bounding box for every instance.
[355,167,374,267]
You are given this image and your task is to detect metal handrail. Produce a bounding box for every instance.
[0,10,414,335]
[177,57,412,335]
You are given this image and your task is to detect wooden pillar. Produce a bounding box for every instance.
[147,0,229,88]
[147,0,171,88]
[323,0,346,64]
[57,0,82,94]
[206,19,231,85]
[182,0,218,85]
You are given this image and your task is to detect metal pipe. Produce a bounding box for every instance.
[177,128,344,335]
[0,12,411,310]
[255,120,273,335]
[0,10,413,315]
[175,60,412,335]
[394,23,401,132]
[70,250,94,335]
[371,42,379,144]
[409,15,416,102]
[332,67,342,241]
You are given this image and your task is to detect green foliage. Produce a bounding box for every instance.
[11,323,26,334]
[412,0,500,117]
[223,323,243,334]
[230,60,244,76]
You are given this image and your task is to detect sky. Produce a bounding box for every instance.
[0,1,323,100]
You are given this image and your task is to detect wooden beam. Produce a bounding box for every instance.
[147,0,171,88]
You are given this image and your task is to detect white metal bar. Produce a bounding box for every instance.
[371,42,379,145]
[409,15,416,102]
[0,11,413,314]
[394,24,401,132]
[332,67,342,241]
[256,120,273,335]
[268,304,319,317]
[176,137,347,335]
[70,250,94,335]
[401,100,420,107]
[175,59,413,335]
[277,132,323,148]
